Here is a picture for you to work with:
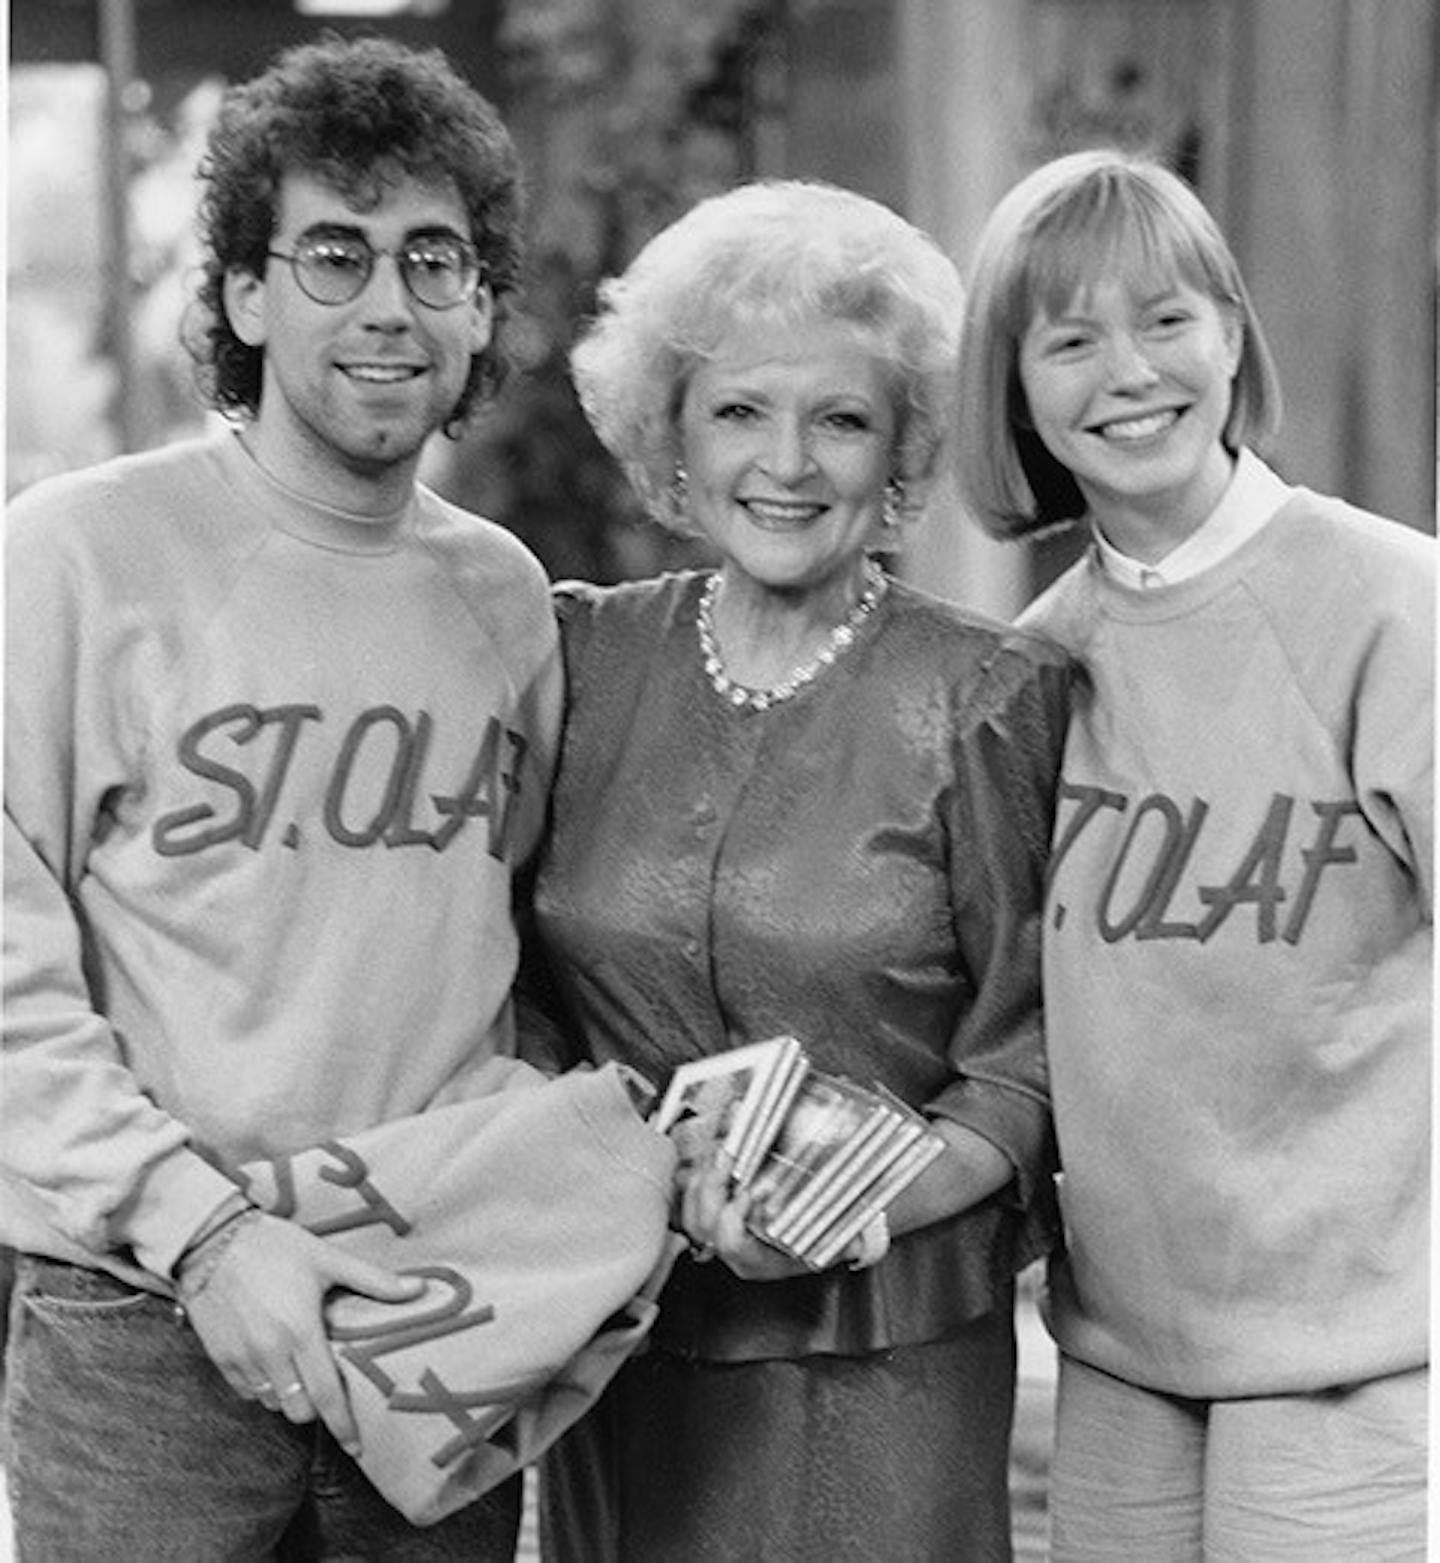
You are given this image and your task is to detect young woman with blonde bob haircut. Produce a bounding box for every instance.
[526,178,1071,1561]
[956,148,1432,1561]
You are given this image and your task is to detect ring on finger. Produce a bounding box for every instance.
[278,1381,306,1400]
[250,1379,274,1397]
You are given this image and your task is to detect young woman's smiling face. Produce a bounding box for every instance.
[678,319,896,596]
[1018,275,1242,539]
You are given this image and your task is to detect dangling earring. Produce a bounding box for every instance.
[881,478,906,530]
[668,463,690,526]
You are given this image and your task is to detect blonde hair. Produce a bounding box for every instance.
[955,149,1283,539]
[571,179,966,528]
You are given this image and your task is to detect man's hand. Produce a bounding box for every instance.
[179,1210,423,1455]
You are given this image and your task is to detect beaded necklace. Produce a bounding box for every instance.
[696,559,887,712]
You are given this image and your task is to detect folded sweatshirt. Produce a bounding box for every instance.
[236,1061,678,1525]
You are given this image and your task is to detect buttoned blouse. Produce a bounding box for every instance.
[531,568,1071,1361]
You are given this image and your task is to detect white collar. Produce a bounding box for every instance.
[1094,449,1296,590]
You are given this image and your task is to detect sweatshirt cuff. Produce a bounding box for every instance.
[119,1146,251,1280]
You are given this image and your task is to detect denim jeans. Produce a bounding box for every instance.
[1049,1353,1429,1562]
[4,1256,522,1562]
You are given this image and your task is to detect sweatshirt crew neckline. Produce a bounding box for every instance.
[1080,490,1313,626]
[224,431,416,555]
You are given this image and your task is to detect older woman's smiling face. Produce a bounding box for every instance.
[678,319,897,596]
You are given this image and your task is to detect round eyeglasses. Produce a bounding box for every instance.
[265,229,486,310]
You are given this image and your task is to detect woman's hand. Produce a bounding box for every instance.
[677,1145,811,1281]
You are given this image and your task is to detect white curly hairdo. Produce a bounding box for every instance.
[570,179,967,529]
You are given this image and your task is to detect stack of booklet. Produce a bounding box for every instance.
[652,1035,944,1270]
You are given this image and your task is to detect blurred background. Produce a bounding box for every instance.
[5,4,1437,1556]
[9,0,1438,621]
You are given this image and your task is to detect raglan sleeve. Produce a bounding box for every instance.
[2,490,240,1278]
[1352,539,1435,915]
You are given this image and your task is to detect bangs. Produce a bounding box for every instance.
[1014,176,1223,326]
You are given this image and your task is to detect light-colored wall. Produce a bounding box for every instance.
[896,0,1035,619]
[879,0,1437,612]
[1225,0,1436,534]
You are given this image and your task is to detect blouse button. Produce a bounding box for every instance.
[682,938,702,960]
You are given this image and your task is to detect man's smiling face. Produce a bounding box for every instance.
[225,169,491,513]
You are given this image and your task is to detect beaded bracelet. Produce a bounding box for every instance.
[175,1206,263,1303]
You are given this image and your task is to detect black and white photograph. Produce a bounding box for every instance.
[3,2,1434,1559]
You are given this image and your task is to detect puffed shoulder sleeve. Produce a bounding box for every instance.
[550,579,605,687]
[928,629,1072,1211]
[513,580,605,1077]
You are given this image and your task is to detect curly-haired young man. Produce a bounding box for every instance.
[3,35,560,1558]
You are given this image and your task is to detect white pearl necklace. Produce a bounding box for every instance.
[696,560,887,712]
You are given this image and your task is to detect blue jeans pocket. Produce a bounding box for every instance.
[4,1257,521,1560]
[6,1256,304,1561]
[15,1254,161,1315]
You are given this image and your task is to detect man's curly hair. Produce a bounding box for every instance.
[187,34,523,431]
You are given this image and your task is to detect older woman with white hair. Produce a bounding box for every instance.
[527,179,1071,1561]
